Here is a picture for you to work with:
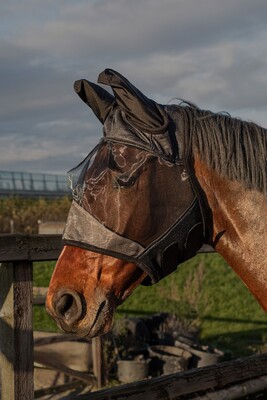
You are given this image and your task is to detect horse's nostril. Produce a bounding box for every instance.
[57,294,74,318]
[53,290,84,326]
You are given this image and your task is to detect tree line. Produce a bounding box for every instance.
[0,197,71,234]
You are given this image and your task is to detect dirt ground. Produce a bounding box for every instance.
[34,366,94,399]
[34,331,94,399]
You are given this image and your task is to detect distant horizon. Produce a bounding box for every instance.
[0,168,67,177]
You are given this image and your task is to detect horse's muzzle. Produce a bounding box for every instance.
[47,289,85,331]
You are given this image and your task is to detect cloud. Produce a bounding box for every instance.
[12,0,267,57]
[8,0,267,112]
[0,117,100,174]
[0,0,267,173]
[3,1,267,81]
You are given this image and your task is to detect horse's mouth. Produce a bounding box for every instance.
[47,295,116,338]
[81,300,115,338]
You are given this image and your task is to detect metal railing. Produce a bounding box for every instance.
[0,171,69,198]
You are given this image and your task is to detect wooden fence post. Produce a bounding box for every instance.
[92,336,106,389]
[0,262,14,400]
[0,261,34,400]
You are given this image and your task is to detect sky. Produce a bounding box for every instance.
[1,0,267,175]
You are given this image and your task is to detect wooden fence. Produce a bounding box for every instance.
[0,234,63,400]
[0,234,100,400]
[1,234,267,400]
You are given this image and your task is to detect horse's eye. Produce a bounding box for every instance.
[113,175,137,189]
[108,151,117,170]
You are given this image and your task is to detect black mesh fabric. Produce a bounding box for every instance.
[64,138,203,284]
[63,69,205,284]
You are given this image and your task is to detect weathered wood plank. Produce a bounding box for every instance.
[34,351,95,386]
[34,332,90,346]
[0,263,15,400]
[197,374,267,399]
[92,337,106,389]
[34,381,86,399]
[0,235,214,263]
[33,286,47,305]
[13,261,34,400]
[0,234,63,262]
[0,261,34,400]
[75,353,267,400]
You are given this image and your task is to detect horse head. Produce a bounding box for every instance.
[46,69,206,337]
[47,69,267,336]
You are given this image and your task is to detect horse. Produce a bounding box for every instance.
[46,69,267,338]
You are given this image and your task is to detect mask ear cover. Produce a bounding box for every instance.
[74,79,115,124]
[98,68,169,133]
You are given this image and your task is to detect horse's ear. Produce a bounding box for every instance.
[97,69,169,132]
[74,79,115,124]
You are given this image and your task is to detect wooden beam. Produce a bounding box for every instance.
[75,353,267,400]
[0,235,214,263]
[0,261,34,400]
[197,375,267,400]
[34,351,95,386]
[0,234,63,262]
[92,337,106,389]
[0,263,15,400]
[34,333,90,347]
[34,380,86,399]
[14,261,34,399]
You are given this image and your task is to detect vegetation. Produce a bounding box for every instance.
[1,197,266,360]
[0,196,71,233]
[33,253,267,359]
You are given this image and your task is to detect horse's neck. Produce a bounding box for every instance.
[194,155,267,311]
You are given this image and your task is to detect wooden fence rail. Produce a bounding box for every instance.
[1,234,267,400]
[0,234,63,400]
[76,353,267,400]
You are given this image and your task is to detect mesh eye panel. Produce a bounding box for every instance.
[67,141,103,204]
[67,140,195,248]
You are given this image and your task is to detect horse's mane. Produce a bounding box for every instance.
[181,105,267,194]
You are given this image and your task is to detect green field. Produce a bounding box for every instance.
[4,197,267,359]
[33,253,267,359]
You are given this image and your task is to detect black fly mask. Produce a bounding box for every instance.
[63,69,206,284]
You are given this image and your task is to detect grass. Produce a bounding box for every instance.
[33,261,59,332]
[33,253,267,358]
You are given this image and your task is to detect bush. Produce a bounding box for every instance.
[0,196,71,233]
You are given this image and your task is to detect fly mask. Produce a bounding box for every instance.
[63,69,206,284]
